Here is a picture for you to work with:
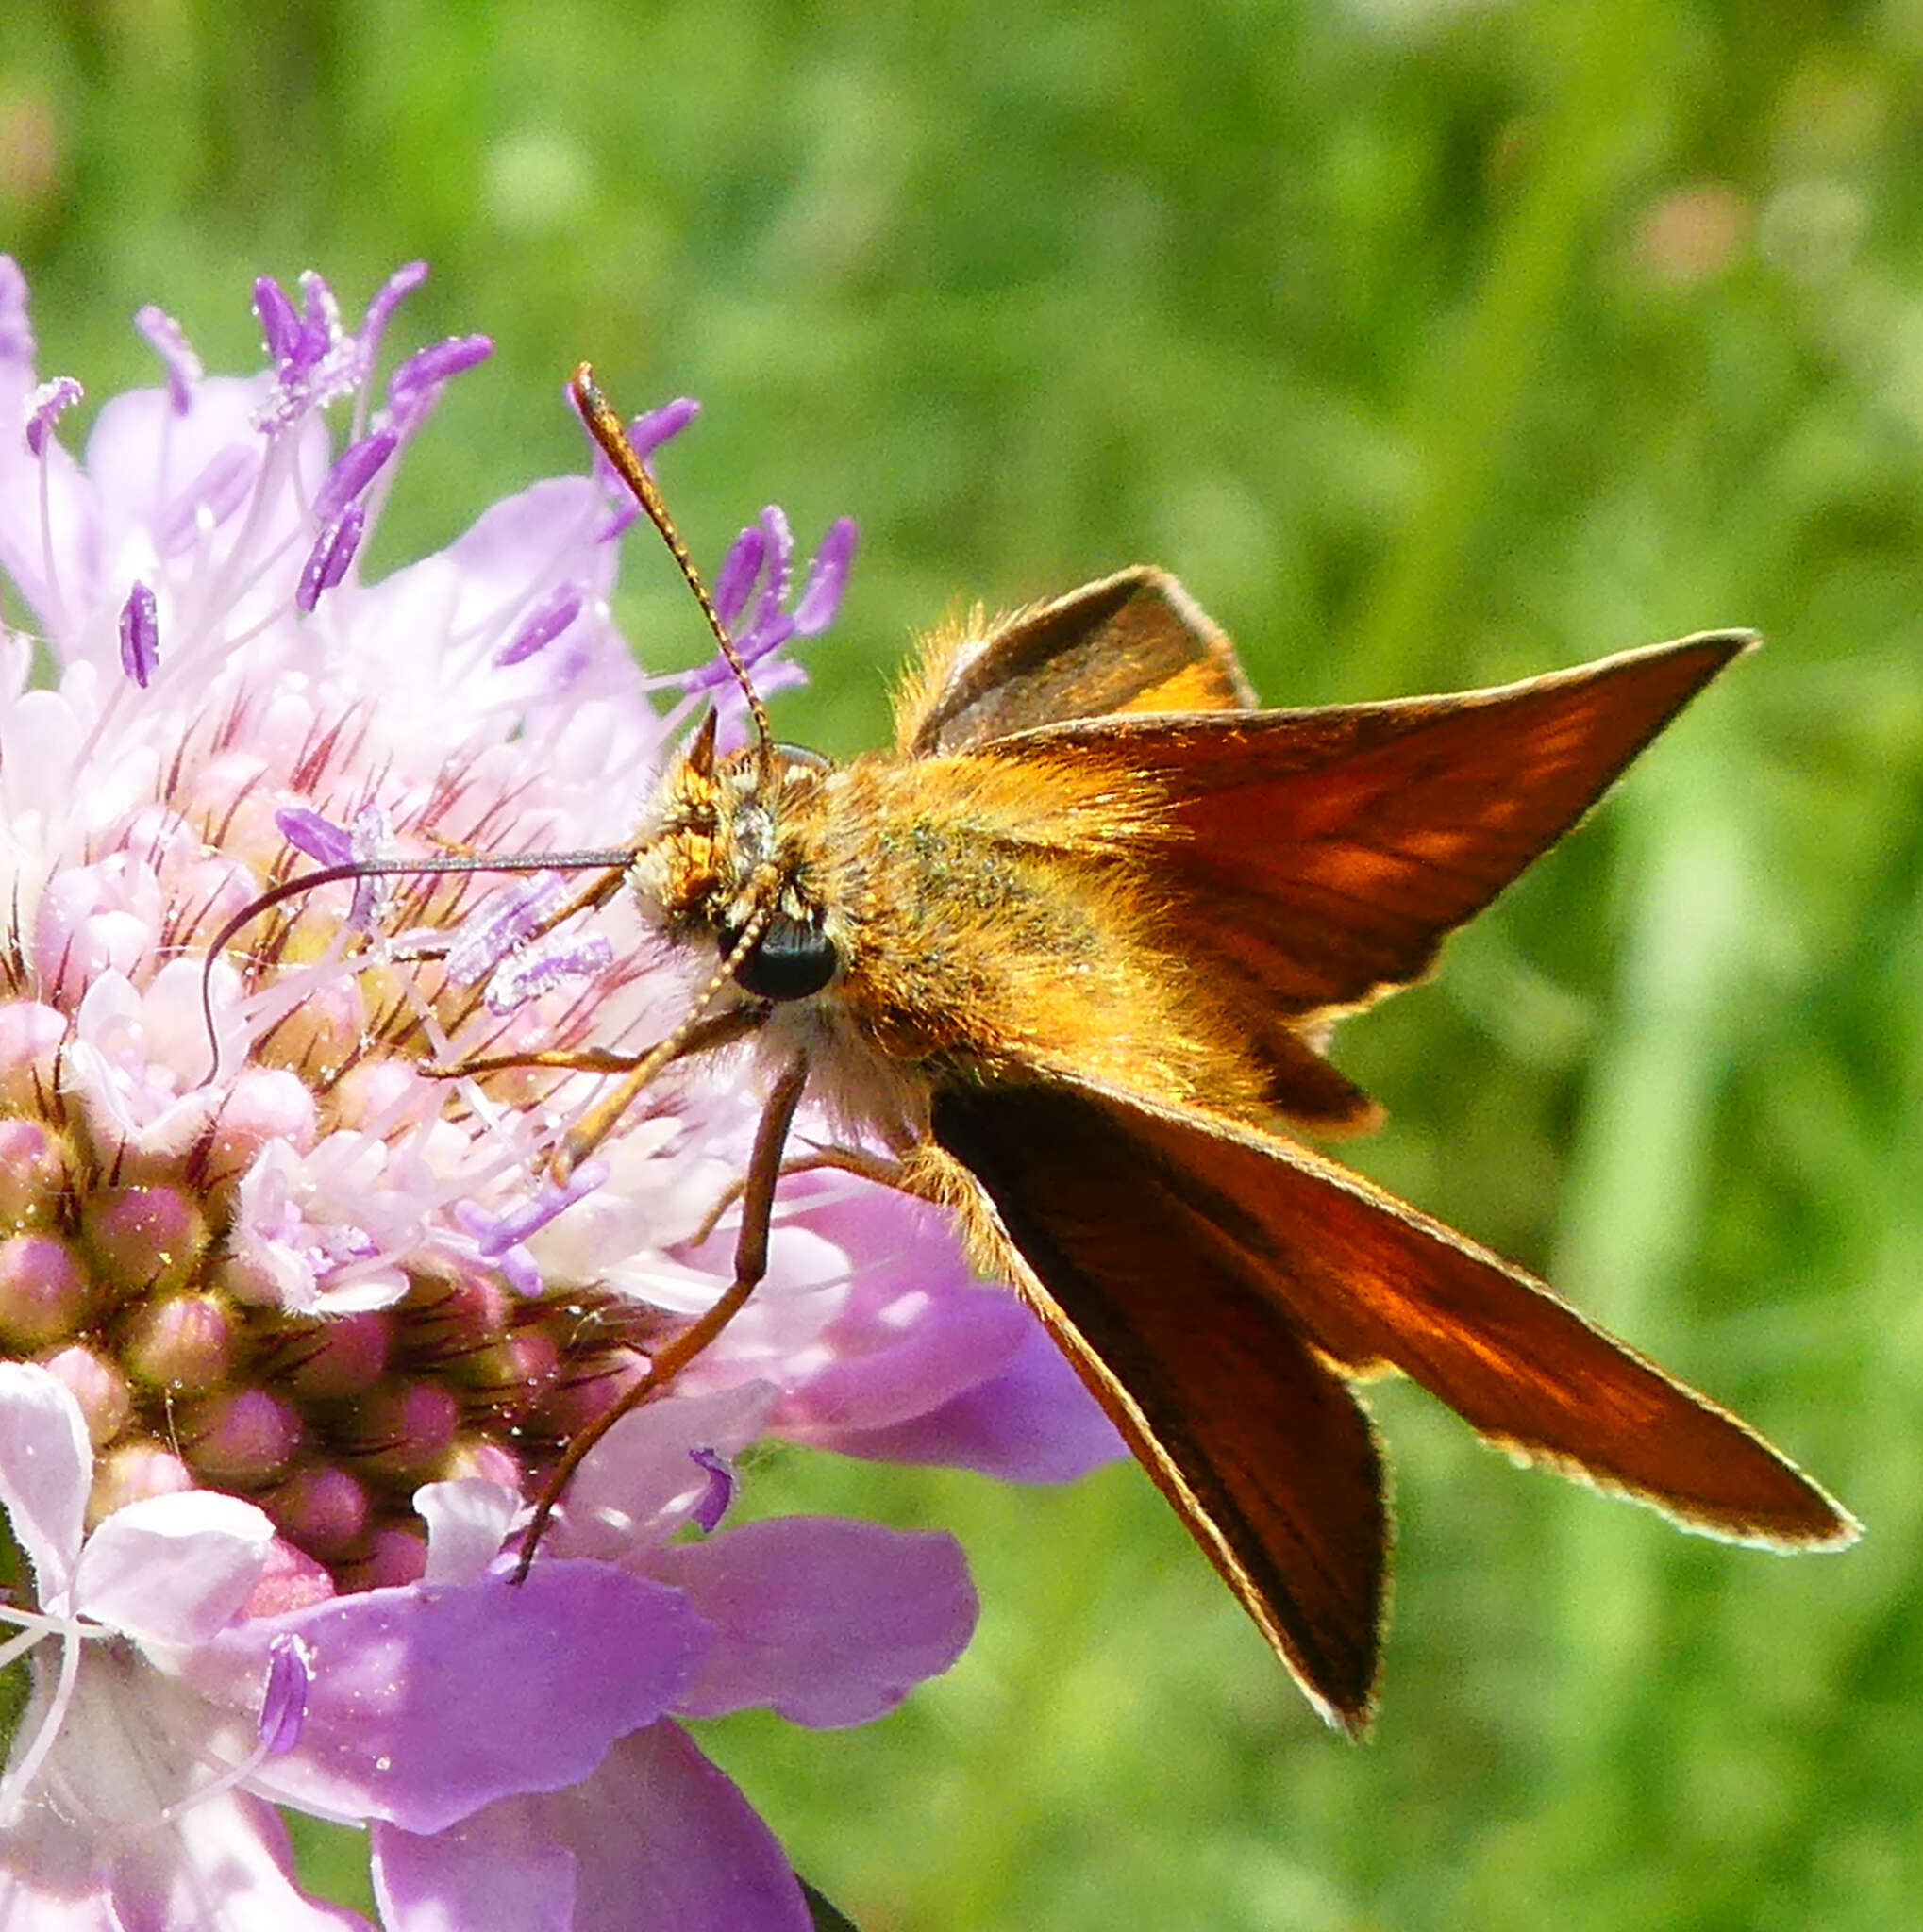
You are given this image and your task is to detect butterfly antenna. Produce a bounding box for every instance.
[196,844,634,1081]
[571,364,776,778]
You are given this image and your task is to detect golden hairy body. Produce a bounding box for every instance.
[639,737,1268,1141]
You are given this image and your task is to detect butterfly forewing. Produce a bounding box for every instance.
[930,1079,1390,1732]
[994,629,1757,1025]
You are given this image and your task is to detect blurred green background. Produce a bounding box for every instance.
[6,0,1920,1925]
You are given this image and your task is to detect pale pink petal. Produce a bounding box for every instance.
[153,1789,375,1931]
[372,1722,809,1932]
[415,1477,521,1585]
[649,1519,976,1727]
[73,1491,276,1646]
[186,1562,711,1832]
[0,1648,371,1932]
[545,1385,778,1565]
[0,1361,91,1597]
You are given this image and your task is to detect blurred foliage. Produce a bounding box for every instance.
[7,0,1923,1925]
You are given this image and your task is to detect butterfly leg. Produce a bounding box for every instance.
[511,1050,810,1580]
[419,1007,762,1083]
[687,1144,910,1248]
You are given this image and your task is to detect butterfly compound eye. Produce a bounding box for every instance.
[728,911,840,1001]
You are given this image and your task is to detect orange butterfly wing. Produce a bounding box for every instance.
[1000,630,1755,1024]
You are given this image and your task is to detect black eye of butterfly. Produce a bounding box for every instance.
[727,911,840,1001]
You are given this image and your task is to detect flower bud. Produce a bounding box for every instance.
[181,1387,302,1485]
[0,1232,89,1345]
[79,1185,209,1300]
[37,1343,132,1446]
[122,1291,237,1391]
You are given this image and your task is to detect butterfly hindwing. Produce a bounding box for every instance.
[899,567,1255,757]
[930,1075,1391,1731]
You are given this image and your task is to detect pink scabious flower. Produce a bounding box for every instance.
[0,259,1120,1930]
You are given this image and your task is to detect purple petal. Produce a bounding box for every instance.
[159,1786,377,1932]
[713,524,767,628]
[313,428,398,522]
[118,579,159,687]
[296,502,365,612]
[0,253,31,362]
[134,303,203,414]
[651,1517,977,1727]
[372,1811,575,1932]
[276,807,355,867]
[416,1478,520,1586]
[72,1490,275,1645]
[629,396,699,462]
[24,375,81,458]
[372,1723,810,1932]
[259,1633,312,1754]
[494,583,583,667]
[793,517,858,634]
[832,1318,1128,1482]
[189,1561,711,1832]
[545,1385,778,1562]
[0,1362,91,1598]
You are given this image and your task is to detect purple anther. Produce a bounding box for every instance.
[313,429,398,523]
[118,581,159,688]
[444,873,565,984]
[713,524,769,628]
[275,808,354,867]
[296,273,341,363]
[258,1634,312,1756]
[794,517,858,634]
[688,1446,736,1532]
[744,506,794,642]
[387,334,493,409]
[24,375,81,458]
[360,261,429,369]
[482,931,615,1012]
[345,803,393,932]
[134,305,203,414]
[495,583,583,667]
[295,503,365,613]
[253,277,303,367]
[458,1158,608,1261]
[629,396,700,463]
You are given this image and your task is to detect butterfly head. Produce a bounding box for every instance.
[632,711,842,1004]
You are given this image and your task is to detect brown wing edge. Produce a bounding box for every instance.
[926,1079,1393,1734]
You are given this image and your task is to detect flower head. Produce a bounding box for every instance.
[0,259,1114,1929]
